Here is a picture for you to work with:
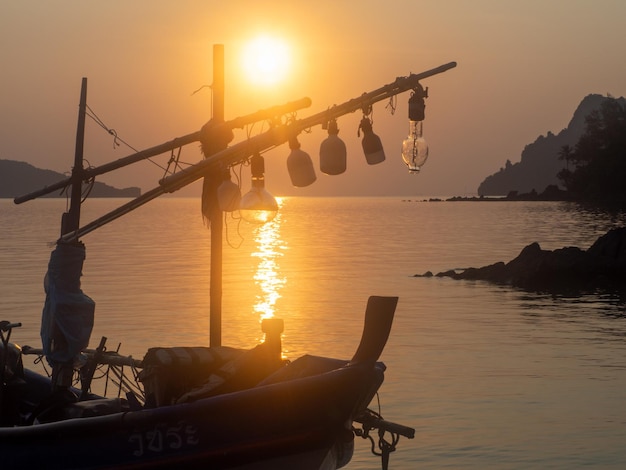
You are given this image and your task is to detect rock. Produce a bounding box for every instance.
[587,227,626,265]
[431,227,626,293]
[413,271,435,278]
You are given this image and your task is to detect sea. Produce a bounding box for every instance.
[1,196,626,469]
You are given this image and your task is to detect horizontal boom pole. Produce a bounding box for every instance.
[14,98,312,205]
[159,62,458,191]
[58,62,456,242]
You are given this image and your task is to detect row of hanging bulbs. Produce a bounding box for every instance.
[287,109,387,189]
[218,84,429,224]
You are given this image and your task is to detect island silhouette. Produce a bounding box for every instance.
[478,94,626,197]
[0,159,140,198]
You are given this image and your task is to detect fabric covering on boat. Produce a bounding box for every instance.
[40,242,95,366]
[139,343,287,406]
[174,343,286,404]
[139,346,245,407]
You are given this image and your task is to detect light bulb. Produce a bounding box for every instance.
[359,116,385,165]
[239,185,278,223]
[401,120,429,173]
[239,154,278,224]
[286,138,316,187]
[319,119,347,175]
[217,170,241,212]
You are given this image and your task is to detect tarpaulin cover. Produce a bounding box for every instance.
[40,242,95,365]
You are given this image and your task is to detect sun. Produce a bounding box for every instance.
[241,35,291,86]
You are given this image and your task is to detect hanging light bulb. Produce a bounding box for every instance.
[401,120,429,173]
[217,167,241,212]
[402,85,429,173]
[359,115,385,165]
[319,118,347,175]
[239,154,278,224]
[286,136,316,187]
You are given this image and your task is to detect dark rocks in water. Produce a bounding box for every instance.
[417,227,626,293]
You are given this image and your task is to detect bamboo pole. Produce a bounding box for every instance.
[210,44,225,347]
[159,62,458,191]
[13,99,311,205]
[61,77,88,236]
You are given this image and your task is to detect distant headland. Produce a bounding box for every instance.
[476,93,626,198]
[0,159,141,199]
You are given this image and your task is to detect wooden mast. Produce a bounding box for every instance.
[209,44,225,347]
[52,77,89,391]
[61,77,88,238]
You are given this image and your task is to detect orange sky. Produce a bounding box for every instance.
[1,1,625,197]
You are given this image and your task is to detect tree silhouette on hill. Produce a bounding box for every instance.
[558,97,626,209]
[477,94,625,196]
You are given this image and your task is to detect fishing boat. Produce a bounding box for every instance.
[1,53,455,469]
[1,296,403,470]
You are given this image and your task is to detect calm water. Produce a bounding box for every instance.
[1,197,626,469]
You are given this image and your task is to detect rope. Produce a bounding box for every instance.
[353,402,406,470]
[86,105,138,152]
[80,160,96,202]
[85,105,168,172]
[386,95,397,115]
[223,163,245,249]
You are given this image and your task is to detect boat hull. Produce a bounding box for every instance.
[1,363,383,469]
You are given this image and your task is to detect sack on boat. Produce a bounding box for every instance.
[40,243,95,367]
[175,342,286,404]
[139,346,244,407]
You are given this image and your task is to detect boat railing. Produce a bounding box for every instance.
[20,343,146,408]
[21,346,143,369]
[1,321,24,411]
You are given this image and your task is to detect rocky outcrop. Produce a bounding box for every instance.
[477,94,626,196]
[416,227,626,293]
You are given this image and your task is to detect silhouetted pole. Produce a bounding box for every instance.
[61,77,88,237]
[210,44,225,347]
[53,77,88,391]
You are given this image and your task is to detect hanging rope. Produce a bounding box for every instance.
[85,105,168,172]
[75,159,95,202]
[191,83,213,122]
[223,163,245,249]
[86,105,138,152]
[162,147,190,180]
[353,393,414,470]
[386,95,397,115]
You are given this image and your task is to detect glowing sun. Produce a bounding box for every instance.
[241,35,291,86]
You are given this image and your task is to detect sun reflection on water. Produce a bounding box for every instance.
[251,198,286,320]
